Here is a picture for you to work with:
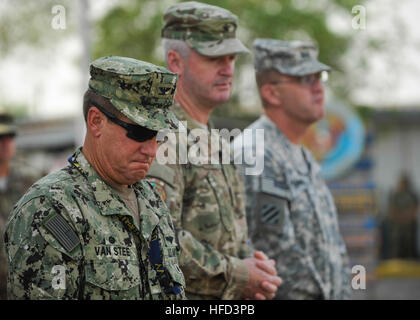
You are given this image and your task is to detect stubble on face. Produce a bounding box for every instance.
[181,51,235,108]
[279,81,325,126]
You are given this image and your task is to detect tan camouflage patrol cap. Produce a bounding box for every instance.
[161,1,250,57]
[0,110,17,137]
[253,38,331,76]
[89,56,180,131]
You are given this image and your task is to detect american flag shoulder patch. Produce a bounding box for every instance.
[43,213,80,252]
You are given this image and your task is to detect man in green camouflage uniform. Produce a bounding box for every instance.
[146,2,282,300]
[233,39,351,299]
[0,112,41,299]
[4,56,186,300]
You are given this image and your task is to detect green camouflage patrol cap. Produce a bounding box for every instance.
[253,39,331,76]
[0,110,17,137]
[161,1,250,57]
[89,56,180,131]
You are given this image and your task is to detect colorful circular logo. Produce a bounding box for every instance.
[302,100,365,181]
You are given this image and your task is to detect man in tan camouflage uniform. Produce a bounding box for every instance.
[146,2,282,300]
[233,39,351,299]
[0,112,40,299]
[4,56,186,300]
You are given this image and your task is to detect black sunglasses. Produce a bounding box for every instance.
[92,104,158,142]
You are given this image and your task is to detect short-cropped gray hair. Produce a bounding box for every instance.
[162,38,191,65]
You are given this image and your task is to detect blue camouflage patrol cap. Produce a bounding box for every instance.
[253,38,331,76]
[89,56,180,131]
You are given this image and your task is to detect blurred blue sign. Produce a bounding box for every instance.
[302,100,365,180]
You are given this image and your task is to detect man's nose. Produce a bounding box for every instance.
[139,137,158,158]
[219,56,235,77]
[311,78,324,93]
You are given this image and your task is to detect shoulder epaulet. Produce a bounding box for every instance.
[260,176,293,200]
[147,162,176,188]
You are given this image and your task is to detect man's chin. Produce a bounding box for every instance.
[121,169,148,185]
[212,92,232,105]
[123,176,145,186]
[133,170,148,181]
[312,101,325,117]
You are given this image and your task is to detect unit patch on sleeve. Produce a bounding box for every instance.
[148,178,167,202]
[43,213,80,252]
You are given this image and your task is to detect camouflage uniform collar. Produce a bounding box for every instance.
[70,148,163,235]
[260,114,288,145]
[70,148,133,218]
[171,102,229,167]
[172,101,209,131]
[260,115,309,175]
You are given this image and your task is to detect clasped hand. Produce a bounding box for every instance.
[243,251,282,300]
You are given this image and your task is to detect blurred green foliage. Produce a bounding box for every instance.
[0,0,74,117]
[0,0,74,57]
[94,0,362,68]
[0,0,373,118]
[93,0,368,117]
[0,103,29,119]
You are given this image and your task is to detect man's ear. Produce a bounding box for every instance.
[167,50,184,76]
[260,84,282,107]
[87,106,105,137]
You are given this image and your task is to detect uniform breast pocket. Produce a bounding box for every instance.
[206,173,234,233]
[183,167,226,238]
[318,185,337,217]
[289,188,312,213]
[288,188,321,243]
[84,259,141,299]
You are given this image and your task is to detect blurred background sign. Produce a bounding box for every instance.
[302,99,365,181]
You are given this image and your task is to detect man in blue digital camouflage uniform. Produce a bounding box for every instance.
[4,56,186,300]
